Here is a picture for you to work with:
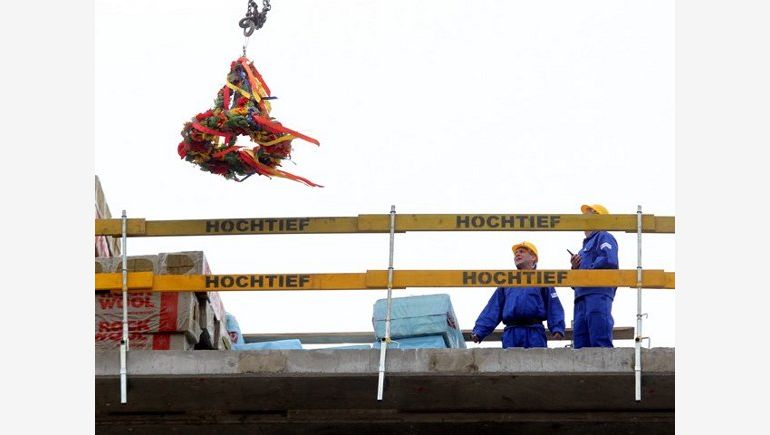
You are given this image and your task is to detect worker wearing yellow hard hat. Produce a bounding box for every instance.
[511,241,539,260]
[568,203,619,348]
[471,240,565,348]
[580,204,608,215]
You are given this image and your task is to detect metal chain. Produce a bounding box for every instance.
[239,0,272,37]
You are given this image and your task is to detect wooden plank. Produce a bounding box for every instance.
[654,216,675,233]
[151,273,369,292]
[473,326,636,342]
[145,217,360,236]
[359,214,662,233]
[366,269,672,289]
[95,214,676,236]
[665,272,676,289]
[94,271,154,290]
[94,270,675,292]
[242,327,636,344]
[94,218,146,237]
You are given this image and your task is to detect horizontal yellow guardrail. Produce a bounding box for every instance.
[95,214,675,237]
[95,269,675,292]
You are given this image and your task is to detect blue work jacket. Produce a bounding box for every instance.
[574,230,619,300]
[472,286,565,340]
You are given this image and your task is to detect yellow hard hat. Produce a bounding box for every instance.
[581,204,609,215]
[511,241,538,258]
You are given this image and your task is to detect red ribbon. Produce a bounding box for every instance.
[192,122,232,144]
[238,150,271,176]
[195,110,213,121]
[177,141,189,158]
[238,56,271,95]
[222,86,230,110]
[212,146,241,159]
[251,116,320,146]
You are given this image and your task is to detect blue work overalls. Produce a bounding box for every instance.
[573,231,619,348]
[472,286,565,348]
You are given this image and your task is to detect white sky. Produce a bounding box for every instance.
[95,0,675,347]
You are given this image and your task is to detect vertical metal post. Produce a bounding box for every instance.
[377,205,397,401]
[120,210,129,404]
[634,205,643,401]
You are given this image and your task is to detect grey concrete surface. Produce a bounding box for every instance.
[96,348,674,434]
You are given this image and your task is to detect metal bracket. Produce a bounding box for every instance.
[634,335,652,346]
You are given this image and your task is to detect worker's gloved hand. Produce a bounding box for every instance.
[471,334,481,343]
[570,254,582,269]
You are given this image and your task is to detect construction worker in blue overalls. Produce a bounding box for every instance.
[471,241,565,348]
[569,204,619,348]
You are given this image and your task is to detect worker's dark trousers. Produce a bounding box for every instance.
[572,294,614,348]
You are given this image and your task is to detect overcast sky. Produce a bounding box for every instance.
[95,0,675,347]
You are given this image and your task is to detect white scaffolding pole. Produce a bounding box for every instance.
[120,210,129,404]
[634,205,644,401]
[377,205,397,401]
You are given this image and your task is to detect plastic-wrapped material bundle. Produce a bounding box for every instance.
[445,327,467,350]
[158,251,229,350]
[95,175,121,257]
[225,312,246,345]
[94,254,202,345]
[372,294,466,348]
[225,313,302,350]
[324,344,372,350]
[372,335,447,349]
[232,339,303,350]
[95,332,195,351]
[95,292,201,341]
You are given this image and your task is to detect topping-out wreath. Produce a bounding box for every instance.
[178,57,320,186]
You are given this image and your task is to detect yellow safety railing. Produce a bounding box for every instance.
[95,208,675,403]
[95,213,675,237]
[95,269,675,292]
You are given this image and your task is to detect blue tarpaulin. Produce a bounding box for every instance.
[232,339,303,350]
[226,313,303,350]
[372,335,447,349]
[225,312,245,345]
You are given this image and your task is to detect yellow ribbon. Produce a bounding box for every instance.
[253,134,294,146]
[241,59,269,100]
[225,81,258,102]
[242,148,257,161]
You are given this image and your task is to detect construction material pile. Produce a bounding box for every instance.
[94,176,120,257]
[94,251,231,351]
[372,294,466,349]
